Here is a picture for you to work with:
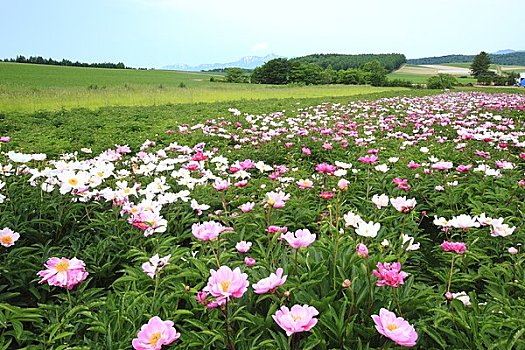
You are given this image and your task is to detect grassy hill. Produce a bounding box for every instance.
[407,51,525,66]
[0,62,407,112]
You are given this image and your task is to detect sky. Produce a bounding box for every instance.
[1,0,524,68]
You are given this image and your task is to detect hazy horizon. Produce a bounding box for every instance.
[1,0,524,68]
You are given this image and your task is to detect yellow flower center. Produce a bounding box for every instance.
[149,332,162,346]
[55,261,70,273]
[1,236,13,245]
[220,280,232,292]
[68,178,79,187]
[97,171,104,178]
[387,323,398,331]
[292,314,302,322]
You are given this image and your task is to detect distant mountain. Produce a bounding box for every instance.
[407,51,525,66]
[162,54,283,71]
[493,49,516,55]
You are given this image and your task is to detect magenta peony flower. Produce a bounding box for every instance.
[372,308,418,347]
[273,304,319,336]
[0,227,20,248]
[373,262,408,288]
[37,257,88,290]
[252,268,287,294]
[244,256,256,266]
[191,221,228,241]
[203,266,249,305]
[356,243,369,258]
[281,229,316,249]
[440,241,467,254]
[132,316,180,350]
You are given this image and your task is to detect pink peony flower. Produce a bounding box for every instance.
[358,155,378,164]
[337,178,349,190]
[390,196,417,213]
[315,163,337,174]
[272,304,319,336]
[203,266,249,305]
[132,316,180,350]
[239,202,255,213]
[37,257,88,290]
[235,241,252,253]
[319,191,334,200]
[440,241,466,254]
[301,147,312,155]
[281,229,316,249]
[252,268,287,294]
[266,225,288,234]
[264,191,290,209]
[0,136,10,143]
[373,262,408,288]
[356,243,369,258]
[372,308,417,347]
[0,227,20,248]
[296,179,314,189]
[191,221,228,241]
[244,256,256,266]
[142,254,171,278]
[213,179,230,191]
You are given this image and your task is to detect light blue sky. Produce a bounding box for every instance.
[1,0,523,68]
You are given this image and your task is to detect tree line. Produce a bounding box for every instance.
[2,55,132,69]
[408,51,525,66]
[289,53,406,72]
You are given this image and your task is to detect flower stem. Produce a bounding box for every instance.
[223,302,235,350]
[446,254,456,293]
[294,249,299,275]
[209,240,221,268]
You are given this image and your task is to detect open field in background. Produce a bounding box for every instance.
[0,62,408,112]
[441,62,525,72]
[387,64,477,84]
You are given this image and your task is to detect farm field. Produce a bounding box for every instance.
[387,64,477,84]
[1,90,525,349]
[0,62,408,112]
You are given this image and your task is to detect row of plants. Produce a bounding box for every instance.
[0,92,524,349]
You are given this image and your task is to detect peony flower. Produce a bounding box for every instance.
[355,221,381,238]
[264,191,290,209]
[337,178,349,190]
[373,262,408,288]
[281,229,316,249]
[244,257,256,266]
[0,227,20,248]
[356,243,369,258]
[371,194,389,209]
[449,214,479,231]
[296,179,314,189]
[343,211,364,228]
[372,308,417,347]
[37,257,88,290]
[191,221,228,241]
[132,316,180,350]
[203,266,249,305]
[239,202,255,213]
[235,241,252,253]
[272,304,319,336]
[390,196,416,213]
[440,241,466,254]
[142,254,171,278]
[252,268,287,294]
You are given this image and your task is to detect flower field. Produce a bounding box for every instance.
[1,91,525,349]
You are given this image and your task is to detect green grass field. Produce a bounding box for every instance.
[0,63,407,112]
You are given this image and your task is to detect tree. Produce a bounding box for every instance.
[427,74,458,89]
[225,68,246,83]
[250,58,291,84]
[470,51,491,78]
[360,60,387,86]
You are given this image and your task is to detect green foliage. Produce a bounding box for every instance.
[427,74,459,89]
[290,53,406,72]
[224,68,250,83]
[408,51,525,66]
[470,51,491,78]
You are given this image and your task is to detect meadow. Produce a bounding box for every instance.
[0,62,407,113]
[1,83,525,349]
